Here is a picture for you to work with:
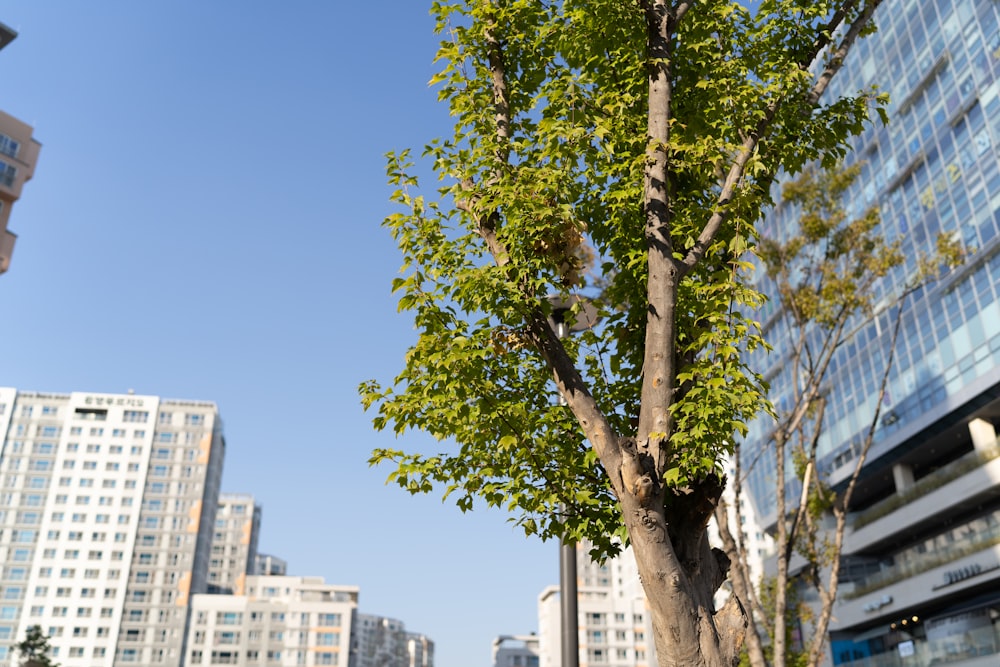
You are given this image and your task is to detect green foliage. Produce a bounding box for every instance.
[14,625,58,667]
[750,577,811,667]
[362,0,884,557]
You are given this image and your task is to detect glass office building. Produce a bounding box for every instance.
[744,0,1000,665]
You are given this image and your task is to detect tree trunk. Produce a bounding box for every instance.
[621,475,746,667]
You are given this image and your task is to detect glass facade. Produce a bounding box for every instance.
[746,0,1000,521]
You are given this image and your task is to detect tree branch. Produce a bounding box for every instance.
[679,0,884,274]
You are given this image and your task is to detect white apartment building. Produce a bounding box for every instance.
[208,494,261,595]
[537,544,655,667]
[492,634,540,667]
[0,388,225,666]
[353,613,433,667]
[186,576,357,667]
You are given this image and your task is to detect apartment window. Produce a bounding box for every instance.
[102,479,116,489]
[88,431,102,439]
[217,612,242,625]
[317,653,337,665]
[29,606,43,616]
[317,632,338,646]
[0,134,19,158]
[123,410,148,423]
[318,613,341,626]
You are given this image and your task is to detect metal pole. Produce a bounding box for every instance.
[560,538,579,667]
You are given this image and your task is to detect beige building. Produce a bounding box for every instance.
[0,25,42,276]
[186,576,357,666]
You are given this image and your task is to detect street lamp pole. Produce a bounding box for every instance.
[547,295,598,667]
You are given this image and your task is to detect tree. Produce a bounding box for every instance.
[361,2,885,665]
[13,625,58,667]
[714,165,963,667]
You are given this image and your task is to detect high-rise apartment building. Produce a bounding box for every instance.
[0,388,225,666]
[208,494,261,595]
[353,613,433,667]
[744,0,1000,664]
[254,553,288,577]
[537,544,656,667]
[0,24,42,276]
[185,576,357,667]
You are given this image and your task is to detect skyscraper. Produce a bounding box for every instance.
[0,388,225,666]
[744,0,1000,664]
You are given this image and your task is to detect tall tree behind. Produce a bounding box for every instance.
[716,165,964,667]
[362,2,885,665]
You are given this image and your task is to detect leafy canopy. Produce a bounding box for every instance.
[362,0,883,557]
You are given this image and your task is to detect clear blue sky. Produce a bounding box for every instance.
[1,3,555,666]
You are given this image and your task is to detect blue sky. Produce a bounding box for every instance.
[1,3,556,666]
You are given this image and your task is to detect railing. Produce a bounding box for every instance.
[845,522,1000,599]
[852,442,1000,530]
[836,635,1000,667]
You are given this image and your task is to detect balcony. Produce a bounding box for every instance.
[833,544,1000,629]
[0,229,14,274]
[846,445,1000,555]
